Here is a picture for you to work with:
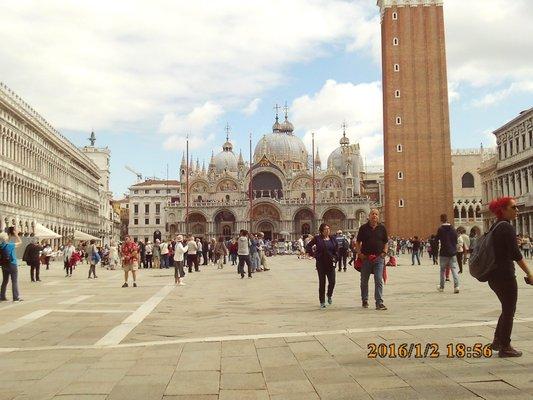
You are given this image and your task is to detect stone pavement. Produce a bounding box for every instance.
[1,254,533,399]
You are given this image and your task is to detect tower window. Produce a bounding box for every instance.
[397,171,404,180]
[394,64,400,72]
[396,116,402,125]
[399,199,405,208]
[392,12,398,20]
[393,37,399,46]
[396,144,403,152]
[395,90,401,98]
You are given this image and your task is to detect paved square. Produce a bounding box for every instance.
[1,254,533,399]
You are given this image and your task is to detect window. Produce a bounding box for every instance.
[145,218,149,225]
[133,237,138,242]
[461,172,475,188]
[392,11,398,20]
[225,194,230,201]
[395,90,400,98]
[393,37,399,46]
[397,171,404,180]
[515,138,519,152]
[394,64,400,72]
[144,190,149,194]
[145,204,149,213]
[522,134,526,150]
[134,218,138,225]
[133,204,139,214]
[396,116,402,125]
[133,190,138,194]
[301,193,306,199]
[155,218,160,225]
[155,203,160,214]
[167,189,171,194]
[396,144,403,152]
[155,190,160,194]
[399,199,405,207]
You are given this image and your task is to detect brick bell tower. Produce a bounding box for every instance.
[378,0,453,238]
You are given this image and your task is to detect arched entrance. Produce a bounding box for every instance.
[214,210,236,239]
[257,221,275,240]
[294,208,314,237]
[251,172,283,199]
[252,203,281,239]
[186,212,207,237]
[322,208,346,232]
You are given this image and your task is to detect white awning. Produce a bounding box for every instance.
[73,230,101,242]
[34,223,61,239]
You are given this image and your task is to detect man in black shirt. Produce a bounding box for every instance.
[411,236,421,265]
[435,214,459,293]
[355,209,388,310]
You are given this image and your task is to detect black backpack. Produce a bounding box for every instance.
[0,244,10,268]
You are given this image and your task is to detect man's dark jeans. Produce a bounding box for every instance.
[317,264,336,303]
[1,264,20,300]
[237,255,252,277]
[31,261,41,281]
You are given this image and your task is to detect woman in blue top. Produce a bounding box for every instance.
[0,227,22,302]
[306,223,339,309]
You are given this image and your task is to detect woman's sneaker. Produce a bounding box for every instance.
[122,282,128,288]
[327,297,333,305]
[376,304,388,311]
[320,303,327,309]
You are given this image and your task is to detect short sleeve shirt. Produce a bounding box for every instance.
[356,223,388,256]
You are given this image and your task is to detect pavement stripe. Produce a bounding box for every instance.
[59,295,94,305]
[95,284,175,346]
[0,310,52,335]
[0,298,42,311]
[2,317,533,353]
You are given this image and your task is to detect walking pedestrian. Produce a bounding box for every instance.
[108,241,119,270]
[484,197,533,357]
[42,242,52,270]
[187,236,199,272]
[23,237,42,282]
[355,209,389,310]
[145,241,153,268]
[62,240,76,277]
[436,214,459,293]
[306,223,338,309]
[202,238,209,266]
[335,230,349,272]
[214,236,228,269]
[257,232,270,271]
[237,230,253,278]
[121,235,139,287]
[152,239,161,269]
[0,227,22,302]
[87,239,99,279]
[160,239,169,269]
[411,236,421,265]
[173,235,187,285]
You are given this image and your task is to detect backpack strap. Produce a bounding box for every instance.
[489,220,508,233]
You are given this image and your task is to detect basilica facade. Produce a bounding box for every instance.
[164,112,377,240]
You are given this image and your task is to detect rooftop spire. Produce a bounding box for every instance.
[283,101,289,120]
[180,151,186,167]
[340,121,350,146]
[88,131,96,146]
[224,122,231,142]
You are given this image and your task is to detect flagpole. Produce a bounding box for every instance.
[312,132,316,231]
[186,134,190,235]
[249,132,253,232]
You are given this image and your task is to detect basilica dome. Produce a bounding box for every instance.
[327,132,363,177]
[254,115,308,168]
[212,139,238,172]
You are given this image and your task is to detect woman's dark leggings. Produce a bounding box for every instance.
[488,277,517,347]
[317,263,336,304]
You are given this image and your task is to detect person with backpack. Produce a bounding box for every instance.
[477,197,533,357]
[214,236,228,269]
[23,237,42,282]
[335,230,349,272]
[435,214,460,293]
[0,227,22,302]
[306,223,339,309]
[237,230,253,278]
[87,239,99,279]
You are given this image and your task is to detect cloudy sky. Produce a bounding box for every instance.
[1,0,531,196]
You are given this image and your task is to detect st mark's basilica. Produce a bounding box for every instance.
[164,109,378,240]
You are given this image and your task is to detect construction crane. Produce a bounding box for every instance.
[125,165,143,181]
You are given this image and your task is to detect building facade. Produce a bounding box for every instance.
[480,108,533,235]
[378,0,453,237]
[451,147,496,235]
[159,112,375,241]
[127,180,181,242]
[0,82,104,246]
[81,136,117,244]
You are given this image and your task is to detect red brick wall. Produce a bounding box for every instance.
[381,4,453,238]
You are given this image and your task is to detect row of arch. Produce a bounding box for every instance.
[453,204,482,220]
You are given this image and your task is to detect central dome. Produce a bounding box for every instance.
[212,139,238,172]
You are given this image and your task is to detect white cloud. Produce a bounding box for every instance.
[159,101,224,135]
[0,0,378,134]
[242,98,261,116]
[290,79,383,167]
[472,81,533,108]
[445,0,533,92]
